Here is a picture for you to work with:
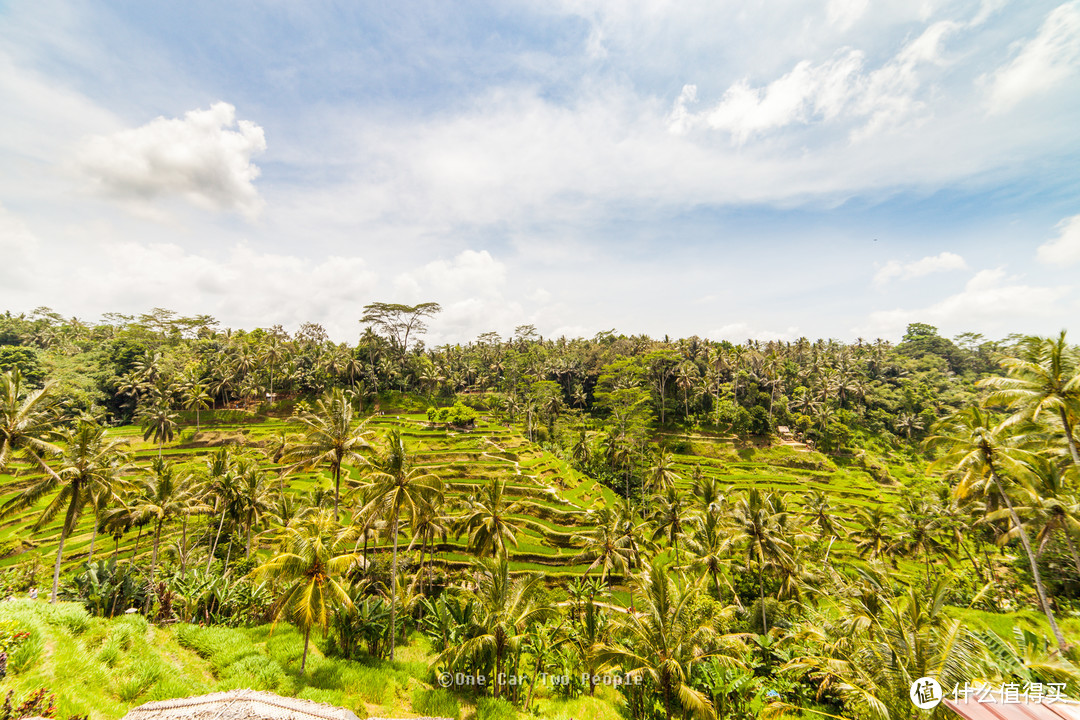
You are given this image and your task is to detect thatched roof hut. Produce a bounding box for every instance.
[120,690,362,720]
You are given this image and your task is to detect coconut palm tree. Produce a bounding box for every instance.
[235,458,275,559]
[0,419,128,602]
[283,388,373,521]
[360,429,443,660]
[133,457,200,585]
[456,477,526,560]
[851,506,898,563]
[926,406,1068,650]
[437,557,553,701]
[979,332,1080,466]
[788,574,985,720]
[0,368,60,474]
[574,507,634,585]
[650,487,691,563]
[721,489,793,634]
[252,509,358,673]
[137,392,178,458]
[594,560,725,720]
[648,448,680,495]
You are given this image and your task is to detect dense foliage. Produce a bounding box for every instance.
[1,305,1079,720]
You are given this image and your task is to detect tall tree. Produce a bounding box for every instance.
[252,509,358,673]
[360,302,442,368]
[0,368,60,474]
[0,420,127,602]
[926,407,1068,650]
[284,388,372,521]
[980,332,1080,466]
[360,430,444,660]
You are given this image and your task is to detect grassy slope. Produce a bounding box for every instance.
[0,599,626,720]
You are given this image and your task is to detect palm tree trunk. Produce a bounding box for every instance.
[390,512,399,661]
[245,510,253,559]
[759,563,767,634]
[151,518,162,581]
[208,505,226,572]
[1060,408,1080,467]
[991,471,1067,649]
[301,624,311,673]
[51,527,68,603]
[333,462,341,522]
[181,515,189,579]
[88,513,97,561]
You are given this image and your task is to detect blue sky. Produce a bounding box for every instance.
[1,0,1079,345]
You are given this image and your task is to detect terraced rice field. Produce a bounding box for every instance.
[0,410,910,587]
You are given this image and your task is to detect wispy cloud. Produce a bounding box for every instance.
[986,1,1080,112]
[874,251,967,285]
[1037,214,1080,265]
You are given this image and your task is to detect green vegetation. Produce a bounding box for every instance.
[0,308,1079,720]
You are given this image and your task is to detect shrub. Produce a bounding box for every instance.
[476,697,516,720]
[221,654,285,692]
[412,688,461,720]
[8,630,43,673]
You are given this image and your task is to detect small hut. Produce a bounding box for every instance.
[121,690,362,720]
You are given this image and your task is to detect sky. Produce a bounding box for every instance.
[1,0,1079,346]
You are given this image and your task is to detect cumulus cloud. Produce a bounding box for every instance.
[874,251,967,285]
[669,20,958,143]
[861,268,1070,338]
[987,2,1080,112]
[76,103,266,218]
[1036,214,1080,265]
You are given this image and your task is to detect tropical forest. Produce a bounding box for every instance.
[0,304,1079,720]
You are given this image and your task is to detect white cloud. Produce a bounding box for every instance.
[669,20,958,143]
[874,251,967,284]
[827,0,870,31]
[76,103,267,218]
[393,250,507,301]
[987,2,1080,112]
[861,268,1071,338]
[1036,214,1080,265]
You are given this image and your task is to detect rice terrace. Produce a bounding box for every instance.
[0,307,1078,720]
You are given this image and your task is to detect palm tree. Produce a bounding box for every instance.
[594,560,724,720]
[650,487,691,563]
[456,478,525,560]
[0,368,60,474]
[360,430,443,660]
[647,449,680,495]
[789,575,985,720]
[284,389,373,521]
[137,392,178,458]
[133,457,199,585]
[980,332,1080,466]
[802,489,842,542]
[926,406,1068,650]
[0,419,127,602]
[851,506,897,563]
[236,458,275,559]
[438,558,552,701]
[252,509,358,673]
[180,379,212,432]
[203,447,240,572]
[574,507,634,585]
[721,489,793,634]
